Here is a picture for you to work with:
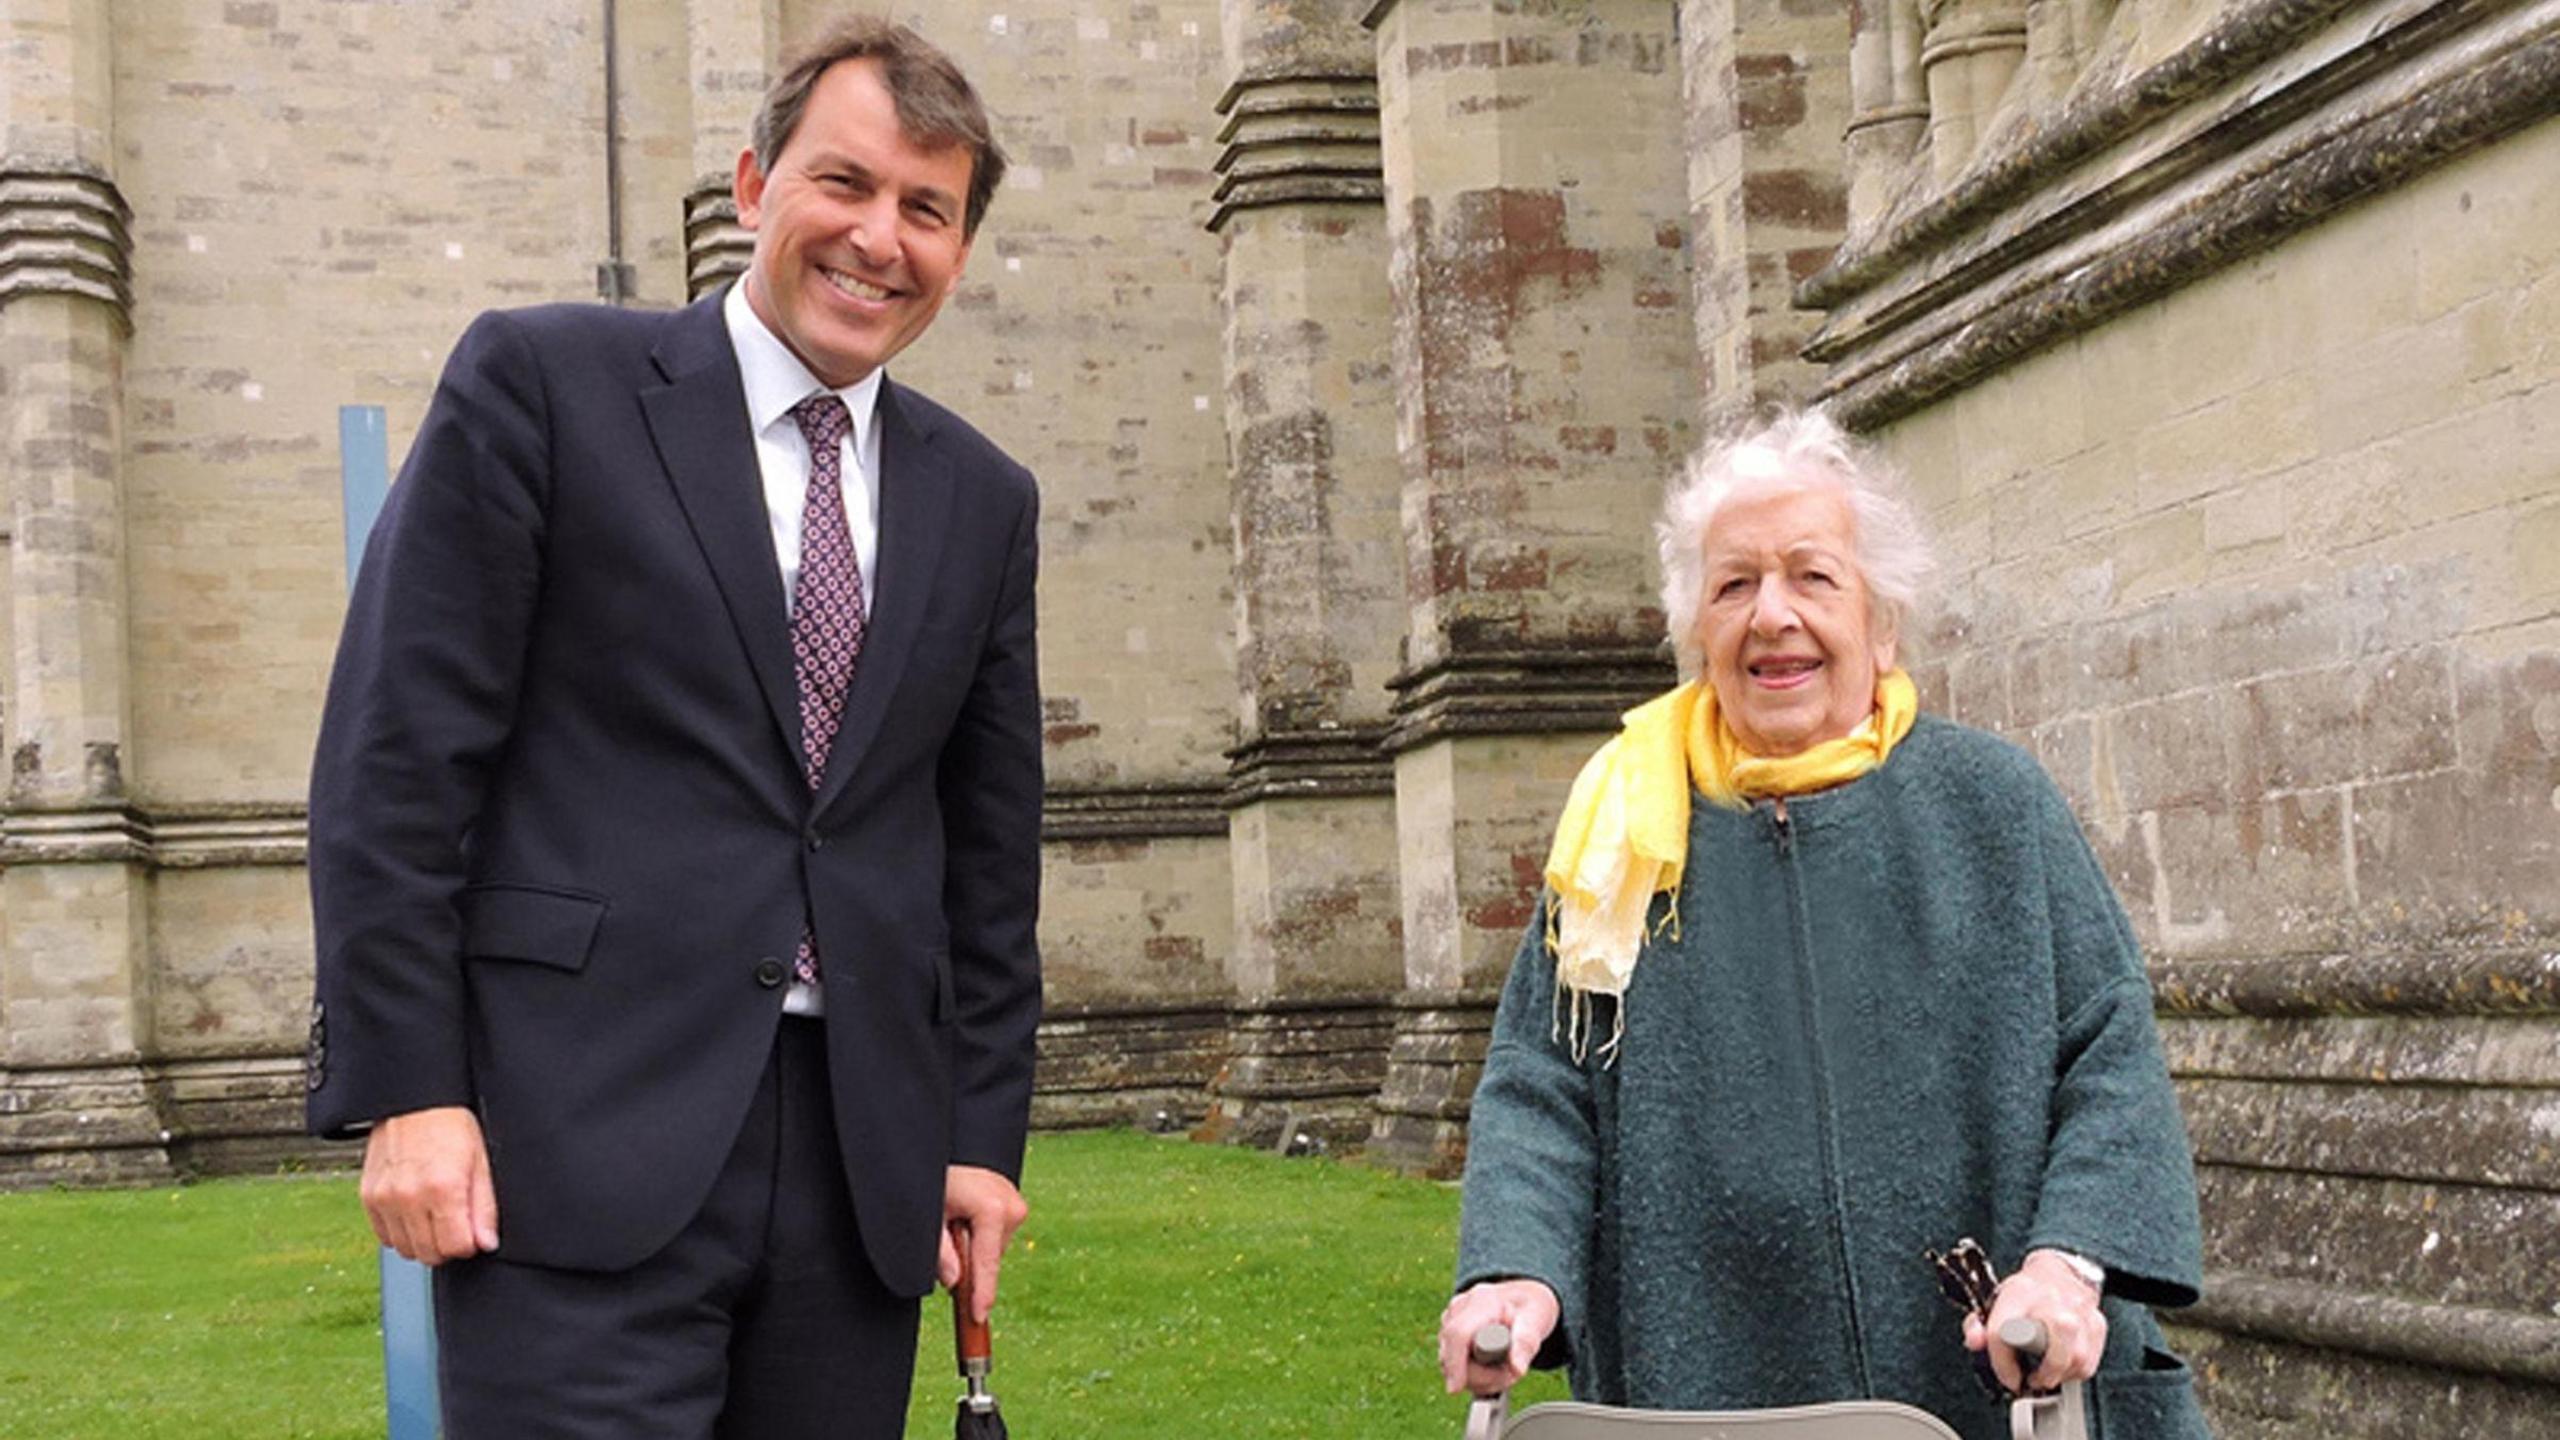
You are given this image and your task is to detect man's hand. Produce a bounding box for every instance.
[939,1164,1029,1325]
[360,1106,499,1265]
[1965,1248,2107,1391]
[1438,1279,1561,1395]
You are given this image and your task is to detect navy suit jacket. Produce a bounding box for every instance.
[307,291,1044,1298]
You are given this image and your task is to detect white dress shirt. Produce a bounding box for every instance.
[722,279,885,620]
[722,280,887,1016]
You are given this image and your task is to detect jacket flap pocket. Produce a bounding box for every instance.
[460,884,607,972]
[2088,1348,2211,1440]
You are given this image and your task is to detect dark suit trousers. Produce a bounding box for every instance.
[433,1019,920,1440]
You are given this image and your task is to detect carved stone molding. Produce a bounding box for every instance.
[683,171,750,299]
[0,803,306,869]
[1208,73,1384,232]
[0,1060,172,1189]
[1384,645,1675,754]
[1801,0,2560,428]
[0,159,133,325]
[1363,986,1503,1177]
[1224,725,1395,808]
[2154,949,2560,1018]
[2186,1269,2560,1387]
[1041,782,1230,842]
[1198,993,1399,1150]
[1033,997,1232,1131]
[0,789,1250,862]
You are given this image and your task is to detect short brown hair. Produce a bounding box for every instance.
[751,16,1008,237]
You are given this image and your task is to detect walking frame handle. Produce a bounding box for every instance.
[1464,1322,1514,1440]
[1998,1318,2089,1440]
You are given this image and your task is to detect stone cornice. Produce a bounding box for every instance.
[1801,0,2560,430]
[1042,782,1230,842]
[2185,1268,2560,1387]
[0,158,134,325]
[2154,950,2560,1018]
[682,172,749,300]
[0,803,306,869]
[1384,645,1675,754]
[0,788,1247,862]
[1223,726,1395,808]
[1208,74,1384,232]
[1803,0,2378,311]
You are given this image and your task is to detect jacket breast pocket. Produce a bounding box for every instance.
[459,883,608,972]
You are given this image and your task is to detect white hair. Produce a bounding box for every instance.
[1656,408,1935,680]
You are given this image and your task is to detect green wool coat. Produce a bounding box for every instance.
[1456,715,2213,1440]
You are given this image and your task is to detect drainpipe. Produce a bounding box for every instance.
[597,0,636,303]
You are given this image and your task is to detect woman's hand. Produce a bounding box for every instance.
[1439,1279,1562,1395]
[1965,1248,2107,1391]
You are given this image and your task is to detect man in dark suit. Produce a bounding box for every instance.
[305,19,1041,1438]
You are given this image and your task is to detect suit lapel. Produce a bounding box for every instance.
[638,296,803,771]
[814,379,953,818]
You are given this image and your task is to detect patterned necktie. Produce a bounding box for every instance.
[787,392,868,985]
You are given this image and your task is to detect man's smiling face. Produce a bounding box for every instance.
[734,57,975,388]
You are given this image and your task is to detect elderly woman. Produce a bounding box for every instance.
[1436,411,2211,1438]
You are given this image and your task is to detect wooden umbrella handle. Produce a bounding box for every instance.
[953,1225,992,1365]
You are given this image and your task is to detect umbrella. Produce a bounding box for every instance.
[951,1225,1009,1440]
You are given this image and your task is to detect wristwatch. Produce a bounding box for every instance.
[2053,1250,2107,1292]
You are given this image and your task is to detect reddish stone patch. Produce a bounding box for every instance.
[1045,723,1101,745]
[1478,550,1551,592]
[1737,54,1808,130]
[1144,935,1206,965]
[1740,168,1847,229]
[1787,244,1839,282]
[1558,425,1619,456]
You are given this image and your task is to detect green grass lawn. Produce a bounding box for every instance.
[0,1129,1565,1438]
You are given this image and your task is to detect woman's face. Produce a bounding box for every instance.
[1694,477,1896,757]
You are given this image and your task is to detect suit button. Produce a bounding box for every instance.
[754,958,786,988]
[804,829,823,852]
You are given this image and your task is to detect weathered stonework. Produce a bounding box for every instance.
[1209,0,1409,1148]
[1359,0,1698,1172]
[1681,0,1856,422]
[2,10,2553,1432]
[1801,0,2560,1418]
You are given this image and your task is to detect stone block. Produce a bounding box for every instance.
[145,866,314,1058]
[1228,794,1403,999]
[2409,119,2560,323]
[2096,688,2235,816]
[1040,832,1236,1003]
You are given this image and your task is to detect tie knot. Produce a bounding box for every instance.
[790,392,852,450]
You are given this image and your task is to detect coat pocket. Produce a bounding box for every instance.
[2088,1346,2212,1440]
[459,883,608,972]
[931,947,955,1024]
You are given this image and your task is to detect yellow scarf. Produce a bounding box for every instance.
[1542,669,1919,1058]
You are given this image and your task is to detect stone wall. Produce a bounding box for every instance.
[1800,0,2560,1427]
[0,0,1251,1172]
[6,4,2557,1430]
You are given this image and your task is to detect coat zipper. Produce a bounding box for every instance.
[1770,794,1872,1392]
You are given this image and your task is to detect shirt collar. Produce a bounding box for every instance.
[722,279,883,453]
